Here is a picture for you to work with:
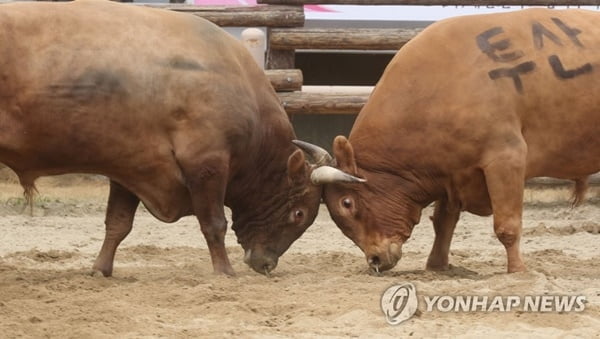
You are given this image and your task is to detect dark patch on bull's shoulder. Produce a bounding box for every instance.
[47,68,128,103]
[166,56,204,71]
[171,107,189,121]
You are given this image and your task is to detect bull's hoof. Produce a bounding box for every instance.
[213,265,236,276]
[426,264,450,271]
[507,264,527,273]
[426,259,450,271]
[89,269,111,278]
[90,263,112,277]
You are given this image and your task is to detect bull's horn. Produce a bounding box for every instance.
[310,166,366,185]
[292,140,334,166]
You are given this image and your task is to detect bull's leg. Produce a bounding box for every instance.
[179,152,234,276]
[483,147,527,273]
[92,180,139,277]
[426,198,460,271]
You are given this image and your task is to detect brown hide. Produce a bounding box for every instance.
[323,9,600,273]
[0,0,322,276]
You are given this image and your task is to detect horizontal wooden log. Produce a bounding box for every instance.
[266,69,303,92]
[278,91,369,114]
[144,4,304,27]
[270,28,421,50]
[258,0,600,5]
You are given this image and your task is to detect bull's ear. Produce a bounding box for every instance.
[332,136,358,175]
[287,149,308,184]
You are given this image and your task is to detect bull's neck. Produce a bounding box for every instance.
[225,118,296,212]
[359,163,447,209]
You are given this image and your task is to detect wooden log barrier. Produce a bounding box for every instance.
[270,28,422,50]
[278,90,369,114]
[146,4,305,27]
[265,69,303,92]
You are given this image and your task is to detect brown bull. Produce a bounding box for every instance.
[298,9,600,273]
[0,0,323,276]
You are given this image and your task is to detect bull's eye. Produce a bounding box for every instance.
[342,198,352,209]
[294,210,304,219]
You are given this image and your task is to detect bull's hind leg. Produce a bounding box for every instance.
[92,180,139,277]
[177,151,234,276]
[426,198,460,271]
[483,145,527,273]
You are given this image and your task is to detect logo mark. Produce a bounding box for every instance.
[381,283,418,325]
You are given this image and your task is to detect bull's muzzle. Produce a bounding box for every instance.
[366,242,402,274]
[244,249,279,276]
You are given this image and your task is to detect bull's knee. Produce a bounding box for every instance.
[494,221,526,273]
[106,221,132,240]
[200,219,227,243]
[495,226,520,248]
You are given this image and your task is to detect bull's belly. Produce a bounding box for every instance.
[451,169,493,216]
[524,136,600,179]
[1,152,194,223]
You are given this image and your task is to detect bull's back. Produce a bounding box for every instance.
[0,0,264,171]
[0,0,279,221]
[353,9,600,177]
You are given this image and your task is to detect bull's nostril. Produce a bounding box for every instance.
[369,255,381,267]
[368,255,382,274]
[263,264,273,277]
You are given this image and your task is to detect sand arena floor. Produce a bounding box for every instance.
[0,174,598,338]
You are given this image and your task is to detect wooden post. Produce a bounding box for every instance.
[242,28,266,70]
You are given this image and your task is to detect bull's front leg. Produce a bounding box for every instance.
[483,146,527,273]
[92,180,140,277]
[179,152,235,276]
[426,198,460,271]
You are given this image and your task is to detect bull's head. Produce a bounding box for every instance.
[295,136,421,274]
[231,143,323,275]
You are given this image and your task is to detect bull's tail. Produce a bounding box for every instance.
[571,177,589,208]
[19,177,38,216]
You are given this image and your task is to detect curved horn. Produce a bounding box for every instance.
[310,166,366,185]
[292,140,334,166]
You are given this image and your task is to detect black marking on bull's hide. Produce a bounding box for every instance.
[548,55,593,79]
[476,27,524,63]
[551,18,584,48]
[488,61,536,94]
[166,56,204,71]
[171,107,189,121]
[48,69,126,103]
[532,21,563,50]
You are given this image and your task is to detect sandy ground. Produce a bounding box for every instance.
[0,174,599,338]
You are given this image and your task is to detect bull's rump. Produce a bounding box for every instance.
[0,0,260,173]
[357,8,600,179]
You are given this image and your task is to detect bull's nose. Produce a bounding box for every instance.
[366,247,402,274]
[253,258,278,276]
[244,250,279,276]
[262,262,276,276]
[368,255,383,273]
